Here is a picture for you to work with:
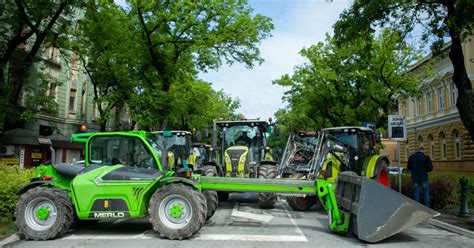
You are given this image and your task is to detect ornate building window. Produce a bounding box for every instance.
[428,134,435,159]
[437,87,444,111]
[425,91,432,113]
[439,132,446,160]
[405,141,410,160]
[453,129,461,159]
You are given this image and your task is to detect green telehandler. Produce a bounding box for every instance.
[15,131,437,243]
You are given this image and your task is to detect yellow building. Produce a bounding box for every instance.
[397,39,474,173]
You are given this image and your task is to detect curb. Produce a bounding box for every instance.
[0,234,19,248]
[426,218,474,239]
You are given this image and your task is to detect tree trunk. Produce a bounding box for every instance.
[446,2,474,141]
[100,122,107,132]
[113,102,123,131]
[449,40,474,141]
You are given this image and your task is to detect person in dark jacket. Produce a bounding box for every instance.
[407,145,433,207]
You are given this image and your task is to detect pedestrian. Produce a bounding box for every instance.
[407,145,433,207]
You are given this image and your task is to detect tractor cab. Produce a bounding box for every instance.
[312,126,389,186]
[152,131,192,171]
[190,143,212,168]
[322,127,377,174]
[212,120,271,177]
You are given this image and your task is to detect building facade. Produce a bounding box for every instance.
[397,39,474,173]
[0,45,129,168]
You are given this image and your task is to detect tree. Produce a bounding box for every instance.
[0,0,81,132]
[275,30,423,130]
[333,0,474,140]
[74,2,137,131]
[128,0,273,129]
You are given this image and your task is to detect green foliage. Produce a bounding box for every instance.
[127,0,273,129]
[0,0,84,131]
[333,0,474,52]
[333,0,474,141]
[0,166,33,218]
[274,30,422,130]
[0,215,16,241]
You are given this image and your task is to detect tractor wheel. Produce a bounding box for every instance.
[258,164,277,209]
[286,174,316,211]
[202,165,219,220]
[287,195,316,211]
[374,159,390,187]
[15,187,74,240]
[149,184,207,240]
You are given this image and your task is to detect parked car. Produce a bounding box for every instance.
[388,166,406,175]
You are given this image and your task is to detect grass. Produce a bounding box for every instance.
[0,215,16,241]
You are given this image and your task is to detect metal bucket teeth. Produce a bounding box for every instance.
[336,173,440,243]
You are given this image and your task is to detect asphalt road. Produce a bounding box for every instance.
[4,193,474,248]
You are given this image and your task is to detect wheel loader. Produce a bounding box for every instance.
[15,131,438,243]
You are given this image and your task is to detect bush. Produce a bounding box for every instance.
[390,174,458,209]
[0,166,33,218]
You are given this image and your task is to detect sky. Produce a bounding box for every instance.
[198,0,351,120]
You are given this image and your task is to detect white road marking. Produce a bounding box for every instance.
[281,201,305,237]
[61,233,307,242]
[61,234,151,240]
[192,234,307,242]
[231,203,273,223]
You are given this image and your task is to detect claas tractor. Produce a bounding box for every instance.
[285,126,390,211]
[206,119,277,208]
[15,131,438,243]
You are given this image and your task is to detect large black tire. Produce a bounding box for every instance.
[258,164,277,209]
[149,184,207,240]
[15,187,74,240]
[373,159,390,187]
[202,165,219,220]
[286,174,316,211]
[287,195,316,211]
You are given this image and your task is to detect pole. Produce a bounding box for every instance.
[397,140,401,192]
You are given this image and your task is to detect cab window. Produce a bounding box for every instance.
[89,136,156,168]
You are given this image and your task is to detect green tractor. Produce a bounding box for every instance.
[15,131,437,243]
[285,126,390,211]
[206,119,277,208]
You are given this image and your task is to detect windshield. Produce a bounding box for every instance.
[222,125,260,149]
[329,132,357,149]
[146,133,192,169]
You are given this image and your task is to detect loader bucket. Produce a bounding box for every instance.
[335,173,440,243]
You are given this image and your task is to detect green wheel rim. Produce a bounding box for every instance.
[158,194,192,229]
[25,197,58,231]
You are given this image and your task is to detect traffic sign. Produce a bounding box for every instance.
[388,115,406,141]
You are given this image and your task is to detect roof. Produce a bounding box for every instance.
[214,119,268,127]
[322,126,373,132]
[192,143,211,147]
[155,131,192,135]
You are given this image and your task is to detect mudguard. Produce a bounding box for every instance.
[17,180,62,195]
[363,155,389,178]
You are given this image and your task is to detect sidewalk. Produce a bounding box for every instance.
[434,208,474,231]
